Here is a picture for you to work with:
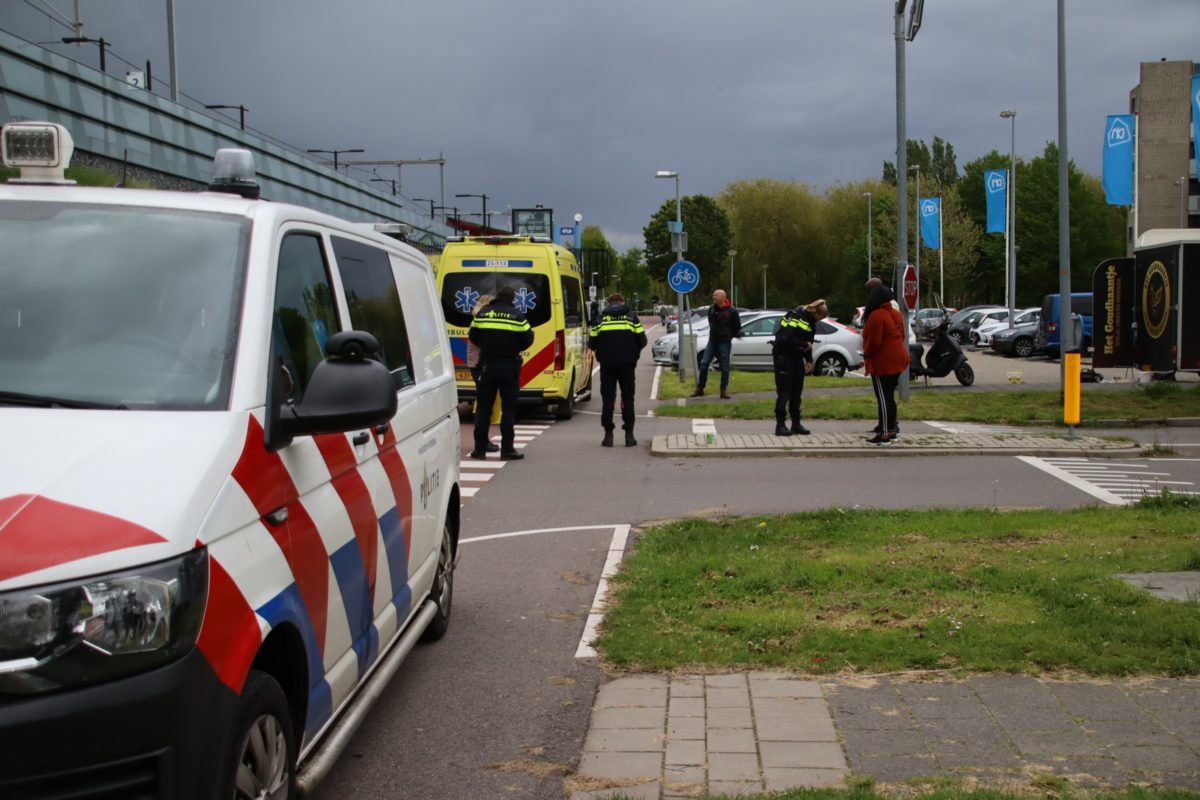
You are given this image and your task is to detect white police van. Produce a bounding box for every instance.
[0,122,461,799]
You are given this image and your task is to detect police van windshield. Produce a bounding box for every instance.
[0,202,247,410]
[441,271,552,328]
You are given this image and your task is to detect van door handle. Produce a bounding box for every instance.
[352,431,370,446]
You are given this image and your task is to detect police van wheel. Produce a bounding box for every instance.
[422,521,455,642]
[224,670,296,800]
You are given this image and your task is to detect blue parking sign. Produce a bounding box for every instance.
[667,260,700,294]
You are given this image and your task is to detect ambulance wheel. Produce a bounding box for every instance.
[554,376,576,420]
[422,520,455,642]
[224,670,296,800]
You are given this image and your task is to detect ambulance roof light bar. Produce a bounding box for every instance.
[1,122,76,185]
[207,148,260,199]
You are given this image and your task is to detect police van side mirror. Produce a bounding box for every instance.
[264,331,398,452]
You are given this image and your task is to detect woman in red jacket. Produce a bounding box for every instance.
[861,284,910,445]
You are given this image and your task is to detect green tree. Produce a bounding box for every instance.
[883,137,958,187]
[643,195,732,294]
[614,247,651,309]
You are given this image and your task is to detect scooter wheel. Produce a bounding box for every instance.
[955,363,975,386]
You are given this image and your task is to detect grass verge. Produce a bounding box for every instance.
[657,371,868,401]
[597,498,1200,676]
[654,381,1200,424]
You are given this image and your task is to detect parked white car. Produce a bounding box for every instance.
[973,307,1040,346]
[689,311,864,377]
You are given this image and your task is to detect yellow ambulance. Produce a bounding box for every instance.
[438,235,593,418]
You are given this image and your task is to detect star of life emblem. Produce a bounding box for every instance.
[454,286,480,314]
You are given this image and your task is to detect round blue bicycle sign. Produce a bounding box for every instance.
[667,260,700,293]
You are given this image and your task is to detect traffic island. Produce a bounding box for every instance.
[650,431,1140,458]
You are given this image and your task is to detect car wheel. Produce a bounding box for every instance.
[224,671,296,800]
[554,374,575,420]
[1014,337,1033,357]
[949,330,964,345]
[421,520,455,642]
[814,352,847,377]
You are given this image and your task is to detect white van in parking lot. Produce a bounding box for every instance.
[0,122,461,799]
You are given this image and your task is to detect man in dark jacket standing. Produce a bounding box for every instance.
[692,289,741,399]
[468,287,534,460]
[589,293,647,447]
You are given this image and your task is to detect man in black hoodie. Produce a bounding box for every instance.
[468,287,534,459]
[588,293,647,447]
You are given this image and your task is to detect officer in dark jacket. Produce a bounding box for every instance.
[772,299,827,436]
[588,293,647,447]
[468,287,534,459]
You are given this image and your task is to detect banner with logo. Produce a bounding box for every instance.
[919,197,941,250]
[1091,256,1135,368]
[985,169,1007,234]
[1193,77,1200,170]
[1102,115,1135,206]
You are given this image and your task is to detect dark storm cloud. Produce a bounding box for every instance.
[2,0,1196,250]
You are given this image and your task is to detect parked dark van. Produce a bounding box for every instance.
[1036,292,1093,355]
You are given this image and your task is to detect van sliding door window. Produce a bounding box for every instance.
[332,237,415,390]
[273,233,340,406]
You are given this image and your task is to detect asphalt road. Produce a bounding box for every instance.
[311,323,1199,799]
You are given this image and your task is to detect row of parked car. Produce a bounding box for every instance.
[919,292,1094,359]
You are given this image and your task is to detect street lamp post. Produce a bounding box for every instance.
[205,104,247,130]
[306,148,364,172]
[413,198,436,218]
[910,164,920,310]
[1000,109,1018,327]
[727,249,737,305]
[371,178,397,195]
[761,264,769,309]
[862,192,872,281]
[656,170,691,381]
[456,193,490,232]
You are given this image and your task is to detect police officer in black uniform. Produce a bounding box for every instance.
[771,299,827,436]
[588,292,647,447]
[468,287,534,459]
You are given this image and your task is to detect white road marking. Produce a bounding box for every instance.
[692,418,717,435]
[460,487,480,497]
[1017,456,1129,505]
[460,473,493,483]
[459,460,505,470]
[923,420,1023,435]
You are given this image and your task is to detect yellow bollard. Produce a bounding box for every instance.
[1063,351,1081,426]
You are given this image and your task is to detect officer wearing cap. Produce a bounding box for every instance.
[588,292,647,447]
[468,287,533,459]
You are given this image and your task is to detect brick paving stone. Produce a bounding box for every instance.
[932,741,1023,769]
[706,706,752,728]
[707,728,757,753]
[841,728,930,756]
[1048,683,1145,720]
[917,718,1008,742]
[583,729,666,753]
[706,780,763,796]
[759,741,846,769]
[664,739,706,767]
[1153,709,1200,736]
[577,752,664,781]
[706,753,761,782]
[662,766,705,798]
[830,706,914,730]
[596,686,668,709]
[1031,757,1130,786]
[754,697,830,720]
[571,782,660,800]
[905,695,993,721]
[1107,744,1200,772]
[1008,727,1102,757]
[988,706,1080,731]
[590,707,666,730]
[668,697,705,717]
[669,678,704,698]
[706,687,750,708]
[1083,717,1179,746]
[845,752,941,782]
[762,767,846,790]
[667,716,705,740]
[705,674,747,689]
[748,674,823,698]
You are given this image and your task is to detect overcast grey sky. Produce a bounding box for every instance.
[3,1,1197,250]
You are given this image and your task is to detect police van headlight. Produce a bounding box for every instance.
[0,550,208,694]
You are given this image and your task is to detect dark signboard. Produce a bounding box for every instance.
[1091,257,1135,367]
[1181,243,1199,370]
[511,207,553,238]
[1134,244,1178,372]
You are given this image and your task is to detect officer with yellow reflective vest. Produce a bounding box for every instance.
[771,299,828,436]
[588,293,647,447]
[468,286,534,459]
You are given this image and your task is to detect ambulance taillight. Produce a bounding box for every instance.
[554,330,566,370]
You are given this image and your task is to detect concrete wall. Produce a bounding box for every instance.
[0,28,452,247]
[1131,60,1196,238]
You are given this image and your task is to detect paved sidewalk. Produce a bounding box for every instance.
[651,430,1140,458]
[571,672,1200,798]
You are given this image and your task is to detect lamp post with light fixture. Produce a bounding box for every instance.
[656,169,692,381]
[1000,109,1018,327]
[306,148,364,172]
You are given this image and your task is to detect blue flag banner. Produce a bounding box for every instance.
[919,197,941,250]
[1193,77,1200,177]
[985,169,1007,234]
[1102,114,1136,206]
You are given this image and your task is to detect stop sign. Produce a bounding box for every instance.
[902,264,919,310]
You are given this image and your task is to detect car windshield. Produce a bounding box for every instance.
[0,201,248,410]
